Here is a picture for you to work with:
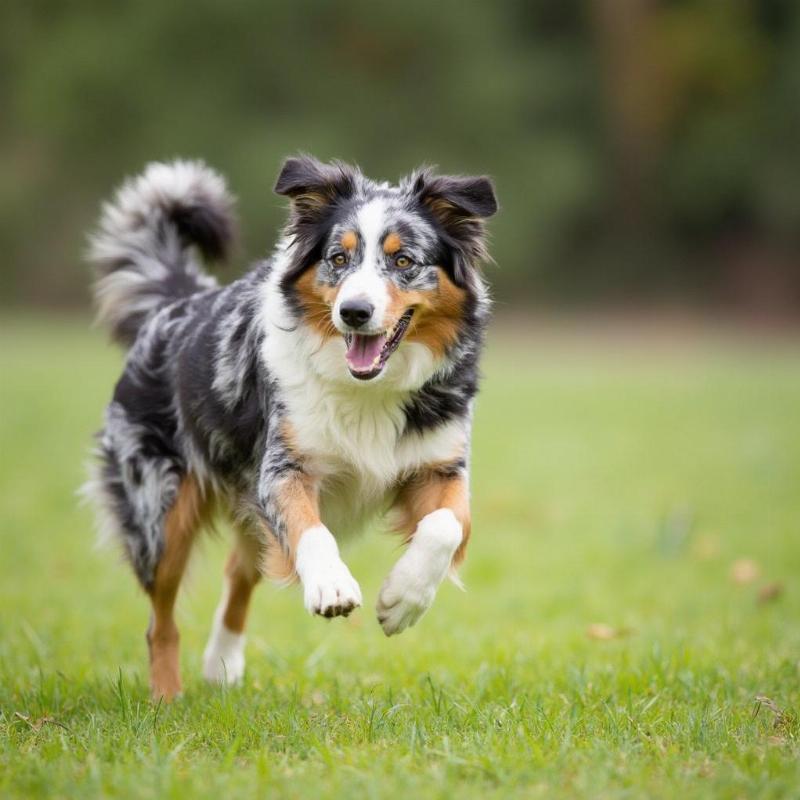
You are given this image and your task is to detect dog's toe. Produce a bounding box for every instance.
[303,561,362,618]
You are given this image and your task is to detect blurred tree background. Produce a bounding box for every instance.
[2,0,799,314]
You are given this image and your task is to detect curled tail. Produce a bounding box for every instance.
[89,160,236,346]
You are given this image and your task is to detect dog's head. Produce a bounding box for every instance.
[275,155,497,382]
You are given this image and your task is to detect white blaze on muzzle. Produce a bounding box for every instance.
[333,197,391,334]
[331,197,417,380]
[334,267,389,333]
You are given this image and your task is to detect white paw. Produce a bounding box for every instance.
[376,508,463,637]
[202,623,246,685]
[376,567,436,636]
[302,559,362,617]
[295,525,362,618]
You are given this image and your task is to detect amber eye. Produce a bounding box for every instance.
[331,253,348,267]
[394,255,412,269]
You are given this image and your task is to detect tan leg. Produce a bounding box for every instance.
[203,532,263,685]
[146,476,206,701]
[377,470,470,636]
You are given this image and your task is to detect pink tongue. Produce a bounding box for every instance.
[346,334,386,371]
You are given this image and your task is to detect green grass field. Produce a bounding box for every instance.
[1,316,798,799]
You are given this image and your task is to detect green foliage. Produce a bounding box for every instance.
[1,316,799,797]
[2,2,799,307]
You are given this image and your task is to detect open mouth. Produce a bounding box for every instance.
[344,309,414,380]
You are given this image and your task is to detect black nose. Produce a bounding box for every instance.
[339,298,374,329]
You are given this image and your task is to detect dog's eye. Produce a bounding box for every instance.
[394,255,413,269]
[331,253,348,267]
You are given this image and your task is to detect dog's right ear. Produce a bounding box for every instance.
[275,156,359,286]
[274,155,357,225]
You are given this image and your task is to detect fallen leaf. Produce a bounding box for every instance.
[586,623,632,641]
[753,694,797,733]
[13,712,68,732]
[754,694,782,716]
[730,558,760,585]
[757,582,784,604]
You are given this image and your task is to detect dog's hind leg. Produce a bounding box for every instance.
[203,528,263,685]
[146,475,205,701]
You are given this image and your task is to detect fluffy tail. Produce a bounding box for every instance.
[89,160,236,347]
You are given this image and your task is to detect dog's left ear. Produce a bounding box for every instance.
[275,155,357,225]
[411,170,498,286]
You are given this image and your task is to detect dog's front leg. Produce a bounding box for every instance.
[260,468,361,618]
[377,468,470,636]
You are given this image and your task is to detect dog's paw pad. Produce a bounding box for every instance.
[376,579,434,636]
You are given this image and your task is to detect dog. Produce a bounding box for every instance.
[85,156,497,699]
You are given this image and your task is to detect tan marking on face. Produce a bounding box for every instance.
[382,282,423,334]
[341,230,358,251]
[383,267,467,358]
[383,232,402,255]
[295,267,341,340]
[391,470,471,567]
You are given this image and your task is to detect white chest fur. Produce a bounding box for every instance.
[275,356,466,535]
[261,279,467,537]
[291,379,467,536]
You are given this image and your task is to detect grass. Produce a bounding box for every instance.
[1,315,798,799]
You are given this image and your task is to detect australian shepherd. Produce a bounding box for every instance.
[86,156,497,699]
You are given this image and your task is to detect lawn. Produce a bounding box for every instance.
[1,315,798,799]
